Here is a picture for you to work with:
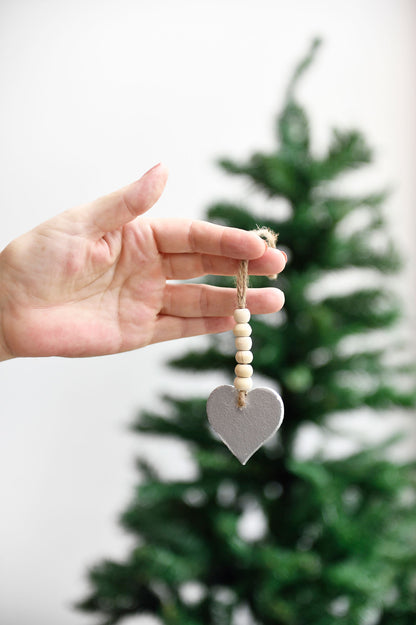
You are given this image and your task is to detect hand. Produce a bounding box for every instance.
[0,164,286,361]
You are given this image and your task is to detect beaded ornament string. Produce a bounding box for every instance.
[233,227,278,408]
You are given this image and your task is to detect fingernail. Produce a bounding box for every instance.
[143,162,161,176]
[271,248,287,264]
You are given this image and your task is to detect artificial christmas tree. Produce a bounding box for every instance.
[77,40,416,625]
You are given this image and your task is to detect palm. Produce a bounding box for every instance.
[0,165,286,360]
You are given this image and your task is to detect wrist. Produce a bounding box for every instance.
[0,277,13,363]
[0,343,12,362]
[0,321,12,362]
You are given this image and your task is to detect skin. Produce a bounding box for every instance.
[0,163,286,362]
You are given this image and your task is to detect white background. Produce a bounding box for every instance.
[0,1,415,624]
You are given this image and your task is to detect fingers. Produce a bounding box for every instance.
[161,284,285,318]
[81,163,169,236]
[151,219,269,260]
[150,281,285,344]
[150,281,285,343]
[150,315,234,345]
[162,247,286,279]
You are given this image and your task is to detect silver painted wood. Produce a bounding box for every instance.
[207,385,284,465]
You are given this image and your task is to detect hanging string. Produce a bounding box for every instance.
[235,227,278,407]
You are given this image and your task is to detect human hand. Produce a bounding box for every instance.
[0,164,286,361]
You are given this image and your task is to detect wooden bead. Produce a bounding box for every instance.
[233,323,252,337]
[234,308,251,323]
[235,350,253,364]
[234,377,253,392]
[235,364,253,378]
[235,336,252,351]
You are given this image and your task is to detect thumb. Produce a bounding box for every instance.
[84,163,168,235]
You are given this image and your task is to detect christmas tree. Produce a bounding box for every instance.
[77,40,416,625]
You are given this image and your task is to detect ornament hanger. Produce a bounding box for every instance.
[207,228,284,464]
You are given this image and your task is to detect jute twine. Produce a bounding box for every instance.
[236,227,278,407]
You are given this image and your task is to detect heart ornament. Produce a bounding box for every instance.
[206,227,285,465]
[207,385,284,465]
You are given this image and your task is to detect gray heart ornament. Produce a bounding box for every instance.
[207,385,284,465]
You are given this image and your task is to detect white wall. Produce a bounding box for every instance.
[0,1,415,624]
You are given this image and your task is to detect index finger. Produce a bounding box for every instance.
[149,218,269,259]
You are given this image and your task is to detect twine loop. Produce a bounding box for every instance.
[236,227,278,407]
